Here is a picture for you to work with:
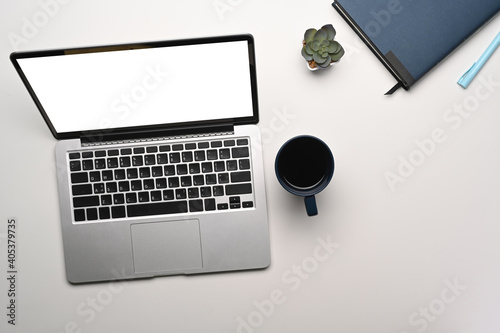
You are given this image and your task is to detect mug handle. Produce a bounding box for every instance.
[304,195,318,216]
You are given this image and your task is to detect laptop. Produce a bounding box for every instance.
[10,34,271,283]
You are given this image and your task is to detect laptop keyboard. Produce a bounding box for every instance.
[68,137,254,222]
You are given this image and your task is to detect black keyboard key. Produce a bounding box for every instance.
[73,195,100,208]
[163,189,174,200]
[194,151,206,161]
[131,180,142,191]
[231,171,251,183]
[164,165,175,176]
[168,177,180,188]
[133,147,145,154]
[185,143,197,150]
[108,149,119,156]
[232,147,249,158]
[211,141,222,148]
[229,196,241,204]
[106,182,117,193]
[226,183,252,195]
[218,173,230,184]
[138,192,150,202]
[239,159,250,170]
[243,201,254,208]
[159,145,170,152]
[206,174,217,185]
[224,140,235,147]
[120,156,131,167]
[145,154,156,165]
[139,167,150,178]
[217,203,228,210]
[126,193,137,203]
[102,170,113,181]
[152,166,163,177]
[69,152,80,159]
[82,152,93,158]
[189,199,203,212]
[177,164,188,175]
[202,162,213,173]
[127,201,188,217]
[111,206,126,218]
[70,160,81,171]
[227,160,238,171]
[95,159,106,169]
[176,189,187,199]
[198,142,209,149]
[113,193,125,205]
[205,198,216,211]
[156,178,167,189]
[182,151,193,162]
[118,181,130,192]
[200,186,211,197]
[193,175,204,186]
[188,187,199,198]
[82,160,93,170]
[114,169,126,180]
[95,151,106,157]
[237,138,248,146]
[213,186,224,196]
[74,209,85,221]
[99,207,110,219]
[181,176,192,187]
[151,190,162,202]
[94,183,105,194]
[214,161,225,172]
[172,144,183,151]
[170,152,181,163]
[132,155,144,166]
[143,179,154,190]
[146,146,158,153]
[127,168,138,179]
[101,195,112,205]
[121,148,132,155]
[189,163,200,174]
[107,157,119,168]
[72,184,92,196]
[71,172,88,184]
[207,150,218,160]
[219,149,231,159]
[157,153,168,164]
[89,171,101,182]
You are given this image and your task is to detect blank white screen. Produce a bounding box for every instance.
[18,40,254,133]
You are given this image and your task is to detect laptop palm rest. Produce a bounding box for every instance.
[130,219,203,274]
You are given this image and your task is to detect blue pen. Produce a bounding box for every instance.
[458,31,500,89]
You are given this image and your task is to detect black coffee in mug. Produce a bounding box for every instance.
[275,135,334,216]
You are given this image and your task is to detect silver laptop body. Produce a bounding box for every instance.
[11,35,270,283]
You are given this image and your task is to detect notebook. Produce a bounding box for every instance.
[332,0,500,93]
[10,34,271,283]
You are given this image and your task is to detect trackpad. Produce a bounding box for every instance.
[131,219,203,274]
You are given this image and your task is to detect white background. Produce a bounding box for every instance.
[1,1,500,332]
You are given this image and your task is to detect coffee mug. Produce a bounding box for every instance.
[275,135,334,216]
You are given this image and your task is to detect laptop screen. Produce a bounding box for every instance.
[11,36,258,139]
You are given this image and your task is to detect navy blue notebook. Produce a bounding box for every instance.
[332,0,500,93]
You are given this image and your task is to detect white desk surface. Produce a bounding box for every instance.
[1,1,500,332]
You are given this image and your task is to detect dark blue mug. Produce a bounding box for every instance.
[275,135,334,216]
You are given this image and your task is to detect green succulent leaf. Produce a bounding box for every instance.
[313,28,328,42]
[305,42,314,55]
[311,40,320,52]
[321,24,336,41]
[301,46,313,61]
[330,45,345,61]
[304,29,317,43]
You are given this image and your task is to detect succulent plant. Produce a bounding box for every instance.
[301,24,344,69]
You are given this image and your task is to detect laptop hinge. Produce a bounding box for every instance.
[80,124,235,146]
